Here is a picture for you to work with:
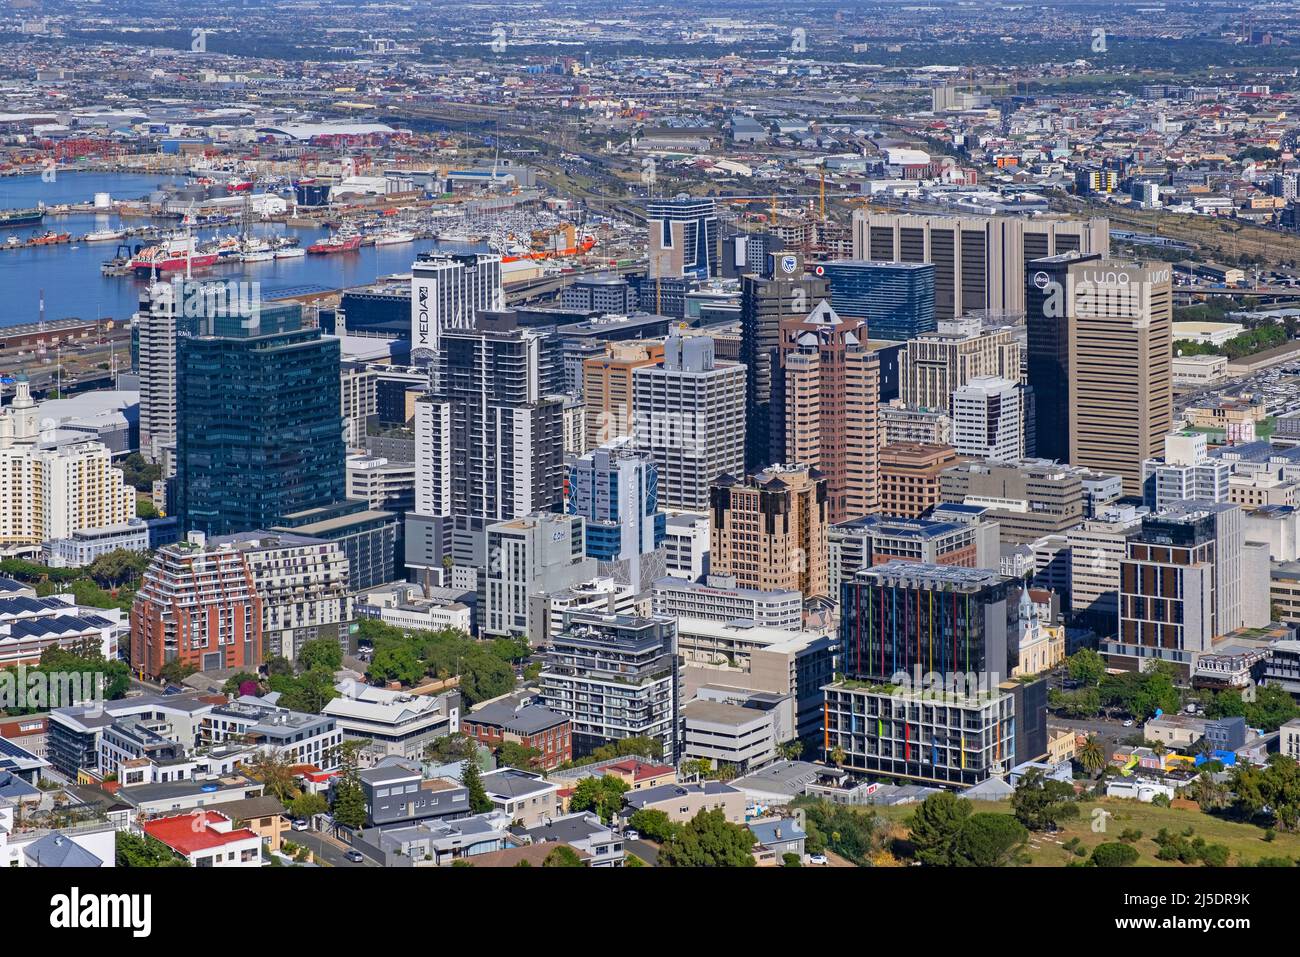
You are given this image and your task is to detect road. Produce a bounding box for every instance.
[292,829,379,868]
[1049,716,1139,752]
[625,838,659,866]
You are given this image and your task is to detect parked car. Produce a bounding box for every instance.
[345,850,364,864]
[624,829,639,841]
[1122,719,1135,728]
[292,819,309,832]
[809,854,828,865]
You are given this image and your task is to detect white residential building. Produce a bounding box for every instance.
[951,376,1024,462]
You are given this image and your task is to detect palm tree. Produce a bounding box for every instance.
[829,745,846,769]
[1077,735,1107,776]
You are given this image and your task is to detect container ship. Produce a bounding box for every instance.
[0,206,45,229]
[130,236,220,276]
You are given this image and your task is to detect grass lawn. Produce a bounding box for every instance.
[873,798,1298,867]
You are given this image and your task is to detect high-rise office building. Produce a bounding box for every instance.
[878,442,962,518]
[826,561,1047,786]
[647,194,718,280]
[1110,501,1260,670]
[709,464,829,600]
[632,332,745,512]
[582,341,664,449]
[409,251,504,364]
[900,316,1022,413]
[483,512,594,641]
[1142,431,1232,511]
[853,211,1108,320]
[940,458,1093,545]
[133,280,182,464]
[540,612,681,762]
[566,440,666,593]
[951,376,1025,462]
[819,260,936,342]
[779,300,880,521]
[1028,255,1173,493]
[174,301,346,537]
[409,317,566,571]
[739,252,830,470]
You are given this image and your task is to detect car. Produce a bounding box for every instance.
[292,819,309,831]
[344,850,365,864]
[624,829,639,841]
[808,854,828,865]
[1122,719,1135,728]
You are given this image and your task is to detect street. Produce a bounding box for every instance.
[291,829,379,868]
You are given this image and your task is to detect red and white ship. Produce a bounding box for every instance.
[306,234,362,255]
[130,236,219,276]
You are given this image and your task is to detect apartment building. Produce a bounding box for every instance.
[582,341,664,448]
[900,316,1022,413]
[651,574,803,629]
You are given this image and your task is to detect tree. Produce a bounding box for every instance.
[542,845,584,867]
[658,809,756,867]
[1067,648,1106,687]
[289,792,329,820]
[115,831,189,867]
[1090,842,1140,867]
[777,740,805,761]
[497,740,542,770]
[368,640,425,686]
[136,498,160,519]
[298,638,343,673]
[1077,735,1107,776]
[569,774,629,824]
[158,659,197,687]
[1011,768,1080,832]
[330,740,368,830]
[425,733,479,764]
[829,744,846,768]
[246,749,300,804]
[952,813,1027,867]
[628,808,677,844]
[908,791,972,866]
[782,852,801,867]
[461,756,492,814]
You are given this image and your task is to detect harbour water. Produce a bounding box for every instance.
[0,171,464,328]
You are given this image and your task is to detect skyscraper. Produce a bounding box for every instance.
[819,260,936,342]
[566,439,666,593]
[852,211,1109,320]
[951,376,1025,462]
[582,341,663,449]
[632,331,745,512]
[739,252,829,471]
[409,316,565,571]
[174,300,346,537]
[409,251,504,364]
[1072,261,1173,496]
[779,300,880,522]
[900,316,1021,413]
[709,464,829,600]
[647,194,718,280]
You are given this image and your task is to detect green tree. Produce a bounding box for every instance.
[628,808,678,844]
[1090,842,1140,867]
[158,659,197,687]
[461,755,493,814]
[115,831,189,867]
[368,639,425,685]
[908,791,972,867]
[136,498,160,519]
[1076,735,1107,776]
[542,845,584,867]
[658,808,756,867]
[289,792,329,820]
[246,749,300,804]
[425,733,479,764]
[330,740,368,830]
[952,813,1027,867]
[569,774,629,824]
[782,851,802,867]
[1011,768,1080,832]
[1067,648,1106,687]
[497,740,542,770]
[298,638,343,673]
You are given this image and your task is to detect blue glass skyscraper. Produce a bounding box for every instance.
[175,298,346,537]
[820,260,936,342]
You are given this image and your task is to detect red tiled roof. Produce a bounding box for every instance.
[142,811,259,856]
